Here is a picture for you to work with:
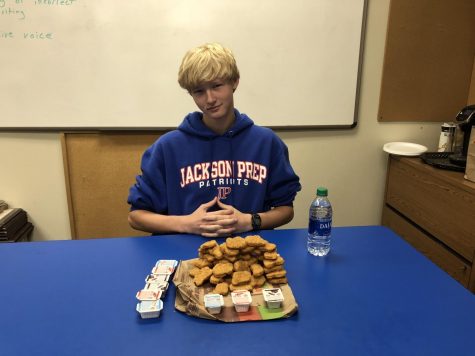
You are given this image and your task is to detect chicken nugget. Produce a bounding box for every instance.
[240,254,252,261]
[251,249,262,256]
[274,255,285,266]
[266,269,287,279]
[191,258,210,268]
[263,255,284,268]
[241,246,255,254]
[268,277,288,285]
[261,242,276,252]
[202,253,215,262]
[264,265,284,274]
[226,236,247,250]
[250,263,264,277]
[210,245,223,259]
[213,282,229,296]
[199,240,218,251]
[210,274,224,285]
[230,283,253,292]
[251,275,266,288]
[193,266,213,286]
[213,262,234,277]
[248,257,258,266]
[263,251,278,260]
[232,270,252,285]
[188,267,201,278]
[224,255,238,263]
[219,243,226,253]
[245,235,267,247]
[222,244,240,256]
[263,259,276,269]
[233,260,249,272]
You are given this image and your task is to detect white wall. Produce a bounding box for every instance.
[0,0,441,241]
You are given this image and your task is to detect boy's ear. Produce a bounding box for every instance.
[232,78,240,92]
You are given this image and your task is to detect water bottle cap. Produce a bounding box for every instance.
[316,187,328,196]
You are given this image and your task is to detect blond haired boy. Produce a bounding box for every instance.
[128,43,301,237]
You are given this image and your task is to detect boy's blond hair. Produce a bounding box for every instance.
[178,43,240,92]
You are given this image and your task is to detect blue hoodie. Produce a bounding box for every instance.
[128,109,301,215]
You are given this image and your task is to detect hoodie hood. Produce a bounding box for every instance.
[177,109,254,138]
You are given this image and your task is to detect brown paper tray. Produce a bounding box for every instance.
[172,259,298,322]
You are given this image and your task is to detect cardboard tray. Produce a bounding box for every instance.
[173,259,298,322]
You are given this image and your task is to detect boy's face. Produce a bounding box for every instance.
[190,79,238,123]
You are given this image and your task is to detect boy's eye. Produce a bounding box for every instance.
[191,82,224,95]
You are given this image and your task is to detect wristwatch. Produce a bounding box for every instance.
[251,213,262,230]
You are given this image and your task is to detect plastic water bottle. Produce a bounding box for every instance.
[307,187,333,256]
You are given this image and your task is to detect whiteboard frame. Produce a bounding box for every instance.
[0,0,367,131]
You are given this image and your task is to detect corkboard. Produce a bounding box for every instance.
[378,0,475,121]
[61,132,163,239]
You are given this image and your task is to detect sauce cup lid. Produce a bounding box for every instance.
[204,293,224,308]
[231,290,252,305]
[136,289,162,301]
[262,288,284,302]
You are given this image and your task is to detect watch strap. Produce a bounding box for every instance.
[251,213,261,230]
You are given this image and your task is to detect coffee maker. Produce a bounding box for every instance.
[449,104,475,168]
[421,104,475,171]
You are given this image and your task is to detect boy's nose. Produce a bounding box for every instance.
[205,89,215,103]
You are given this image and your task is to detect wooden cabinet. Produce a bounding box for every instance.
[382,156,475,292]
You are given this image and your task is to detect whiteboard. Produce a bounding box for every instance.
[0,0,367,129]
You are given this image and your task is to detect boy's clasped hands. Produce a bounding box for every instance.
[185,197,251,238]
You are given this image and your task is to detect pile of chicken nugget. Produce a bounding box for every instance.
[189,235,288,296]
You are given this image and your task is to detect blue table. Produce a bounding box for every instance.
[1,226,474,356]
